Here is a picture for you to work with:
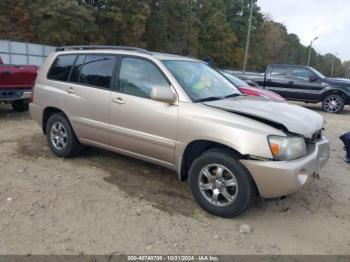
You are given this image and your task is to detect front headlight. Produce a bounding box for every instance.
[268,135,307,161]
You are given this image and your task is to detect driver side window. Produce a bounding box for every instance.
[292,68,315,81]
[118,57,170,99]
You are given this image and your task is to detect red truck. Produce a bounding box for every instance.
[0,56,38,111]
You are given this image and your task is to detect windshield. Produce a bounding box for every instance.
[221,71,248,87]
[163,60,240,102]
[309,67,326,79]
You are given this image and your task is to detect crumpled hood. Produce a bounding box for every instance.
[204,96,324,139]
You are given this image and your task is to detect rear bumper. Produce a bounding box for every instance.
[0,89,32,101]
[241,138,330,198]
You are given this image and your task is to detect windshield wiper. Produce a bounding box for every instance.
[196,93,241,103]
[223,93,241,99]
[195,96,222,102]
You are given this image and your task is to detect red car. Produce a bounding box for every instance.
[221,71,285,101]
[0,56,38,111]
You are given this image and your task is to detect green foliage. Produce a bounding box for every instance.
[195,0,238,67]
[0,0,348,77]
[30,0,96,45]
[146,0,198,55]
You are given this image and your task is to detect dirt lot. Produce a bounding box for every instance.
[0,103,349,255]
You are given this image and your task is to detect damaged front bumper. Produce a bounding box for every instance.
[240,138,330,198]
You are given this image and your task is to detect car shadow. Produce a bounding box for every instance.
[0,104,30,120]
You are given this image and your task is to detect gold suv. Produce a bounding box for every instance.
[30,46,330,217]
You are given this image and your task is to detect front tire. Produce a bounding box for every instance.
[188,148,257,217]
[12,100,29,112]
[322,94,344,113]
[46,113,82,158]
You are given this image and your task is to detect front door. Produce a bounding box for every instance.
[288,67,325,101]
[109,56,178,164]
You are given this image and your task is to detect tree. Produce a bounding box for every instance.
[249,20,288,71]
[93,0,150,46]
[0,0,36,42]
[145,0,198,56]
[30,0,96,45]
[195,0,239,67]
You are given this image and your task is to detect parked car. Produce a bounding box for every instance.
[30,46,330,217]
[234,64,350,113]
[220,71,285,101]
[0,56,38,111]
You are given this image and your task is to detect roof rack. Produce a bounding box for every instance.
[55,45,152,55]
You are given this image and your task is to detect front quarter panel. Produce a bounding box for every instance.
[175,102,286,169]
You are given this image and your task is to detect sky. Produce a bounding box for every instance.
[257,0,350,61]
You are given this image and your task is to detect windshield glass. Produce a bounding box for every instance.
[309,67,326,79]
[221,71,247,87]
[163,60,240,102]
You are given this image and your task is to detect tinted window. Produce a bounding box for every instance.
[70,55,85,83]
[118,58,170,99]
[48,55,76,81]
[292,68,315,81]
[80,55,116,88]
[270,67,288,77]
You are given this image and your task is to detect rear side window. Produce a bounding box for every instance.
[270,67,288,77]
[79,55,116,89]
[47,55,76,81]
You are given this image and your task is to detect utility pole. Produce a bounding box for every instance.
[307,36,319,66]
[331,52,337,78]
[242,2,254,74]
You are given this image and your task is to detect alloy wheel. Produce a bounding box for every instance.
[198,164,238,207]
[323,95,342,113]
[50,122,68,151]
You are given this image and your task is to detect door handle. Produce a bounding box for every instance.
[66,87,75,94]
[112,97,125,104]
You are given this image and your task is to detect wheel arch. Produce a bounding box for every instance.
[42,107,71,135]
[321,88,347,100]
[178,139,247,182]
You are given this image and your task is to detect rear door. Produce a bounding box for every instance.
[264,65,293,98]
[48,54,117,145]
[288,67,324,101]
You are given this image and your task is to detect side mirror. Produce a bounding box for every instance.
[150,86,177,104]
[309,75,317,82]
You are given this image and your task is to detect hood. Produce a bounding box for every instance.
[239,86,285,101]
[204,96,324,139]
[324,77,350,89]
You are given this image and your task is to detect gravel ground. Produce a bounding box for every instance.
[0,103,349,255]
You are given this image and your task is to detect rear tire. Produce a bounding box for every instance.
[322,94,344,113]
[188,148,257,217]
[46,113,82,158]
[12,100,29,112]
